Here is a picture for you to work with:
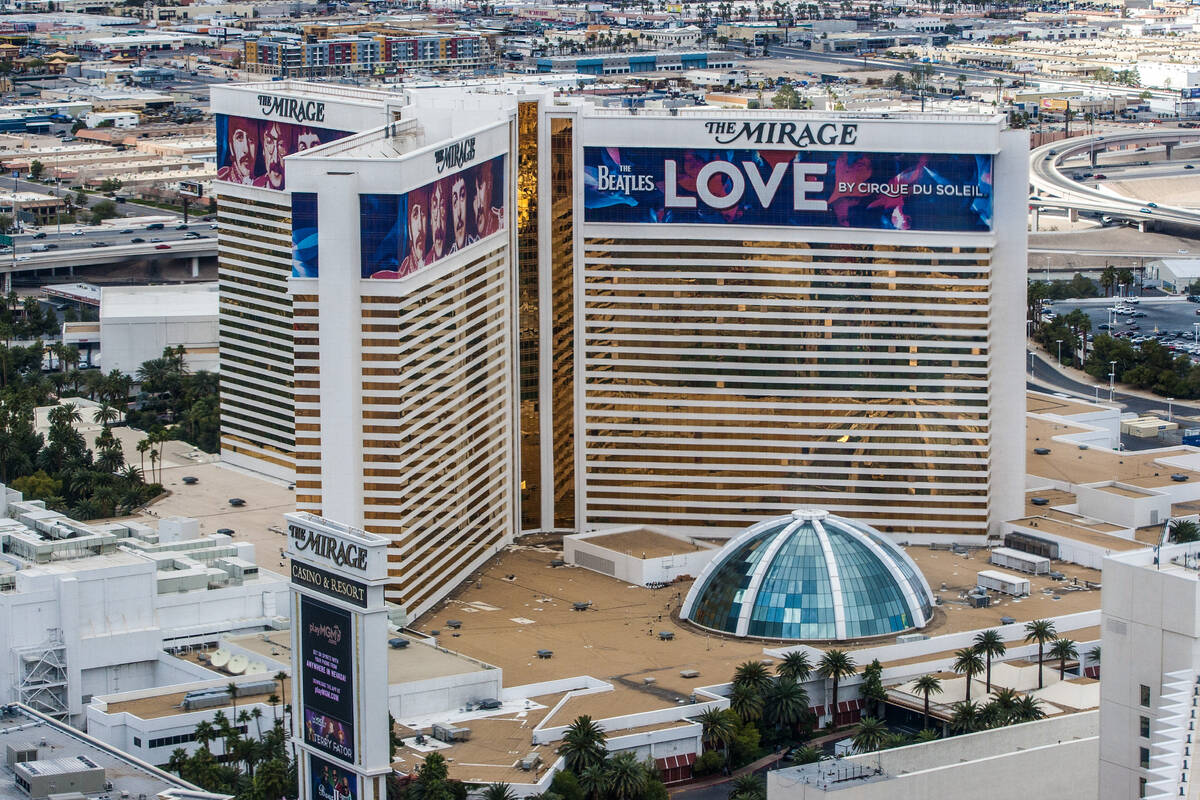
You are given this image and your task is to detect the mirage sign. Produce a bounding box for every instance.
[584,146,994,232]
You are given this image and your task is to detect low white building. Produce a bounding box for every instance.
[83,111,139,129]
[99,283,218,375]
[0,485,288,725]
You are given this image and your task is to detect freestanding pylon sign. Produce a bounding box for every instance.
[286,512,392,800]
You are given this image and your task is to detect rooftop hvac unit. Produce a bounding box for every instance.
[233,679,278,698]
[520,752,542,771]
[388,638,409,649]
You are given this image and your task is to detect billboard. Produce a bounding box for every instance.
[293,192,319,278]
[360,154,506,279]
[1182,87,1200,99]
[300,595,355,763]
[309,755,357,800]
[216,114,350,191]
[1040,98,1069,112]
[583,146,993,232]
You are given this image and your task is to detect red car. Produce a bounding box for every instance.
[154,244,171,250]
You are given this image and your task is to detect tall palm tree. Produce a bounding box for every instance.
[1049,638,1078,680]
[912,674,943,730]
[696,707,735,763]
[952,647,985,705]
[973,629,1006,692]
[817,649,857,727]
[989,687,1021,726]
[851,717,888,753]
[92,402,118,428]
[777,650,812,683]
[1024,619,1057,689]
[1087,645,1101,677]
[733,660,772,695]
[730,683,763,722]
[136,438,150,473]
[557,715,607,774]
[227,682,239,720]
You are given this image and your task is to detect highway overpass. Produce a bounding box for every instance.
[1030,129,1200,233]
[0,237,217,284]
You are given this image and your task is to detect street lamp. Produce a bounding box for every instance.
[1057,338,1063,366]
[1169,398,1174,422]
[1029,349,1035,376]
[1110,359,1118,401]
[1193,321,1198,345]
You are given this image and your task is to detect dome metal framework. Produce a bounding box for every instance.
[680,509,935,641]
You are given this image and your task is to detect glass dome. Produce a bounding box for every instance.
[681,509,935,641]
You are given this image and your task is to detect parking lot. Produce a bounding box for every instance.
[1045,295,1200,361]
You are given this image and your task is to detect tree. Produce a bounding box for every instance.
[605,752,648,800]
[29,160,43,179]
[557,715,607,774]
[951,647,985,705]
[777,650,812,683]
[764,677,810,736]
[949,700,981,734]
[75,189,88,208]
[1024,619,1057,689]
[1014,694,1046,722]
[696,707,735,763]
[92,402,119,429]
[481,784,517,800]
[1170,519,1200,543]
[860,659,886,718]
[90,200,119,225]
[1100,265,1117,296]
[730,683,763,722]
[817,649,857,727]
[772,83,802,109]
[729,773,766,800]
[733,660,773,695]
[98,177,123,193]
[1049,638,1078,680]
[973,630,1006,692]
[577,762,608,800]
[851,717,887,753]
[913,674,943,731]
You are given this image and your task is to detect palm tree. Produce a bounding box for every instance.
[1014,695,1046,722]
[605,752,646,800]
[777,650,812,683]
[1170,519,1200,543]
[851,717,888,753]
[729,773,766,800]
[733,660,772,695]
[1024,619,1057,689]
[227,682,239,720]
[250,707,263,739]
[194,720,216,751]
[1087,645,1101,677]
[730,683,763,722]
[481,784,517,800]
[951,647,985,705]
[557,715,607,774]
[764,677,810,736]
[818,649,857,727]
[92,402,118,428]
[1049,638,1078,680]
[578,762,609,800]
[136,438,150,473]
[696,707,735,763]
[973,630,1006,692]
[949,700,981,734]
[912,674,943,730]
[989,687,1021,726]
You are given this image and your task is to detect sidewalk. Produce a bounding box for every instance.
[668,751,784,796]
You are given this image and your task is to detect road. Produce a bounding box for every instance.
[1027,350,1200,417]
[5,222,216,255]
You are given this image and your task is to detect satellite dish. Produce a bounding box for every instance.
[246,661,267,676]
[210,649,231,669]
[227,654,248,675]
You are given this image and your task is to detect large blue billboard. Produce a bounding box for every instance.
[360,155,506,280]
[584,146,993,232]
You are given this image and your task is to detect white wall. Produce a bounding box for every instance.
[1076,482,1170,530]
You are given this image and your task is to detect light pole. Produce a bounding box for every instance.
[1057,338,1063,366]
[1169,398,1174,422]
[1029,349,1035,376]
[1193,321,1198,345]
[1094,385,1101,402]
[1110,359,1118,401]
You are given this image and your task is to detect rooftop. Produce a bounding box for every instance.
[1027,415,1200,487]
[583,529,711,559]
[100,283,218,320]
[0,704,207,800]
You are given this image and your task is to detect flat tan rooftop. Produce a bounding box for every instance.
[1010,515,1144,552]
[584,530,710,559]
[1095,484,1154,499]
[105,678,290,720]
[1028,392,1111,417]
[1028,416,1200,487]
[409,538,1103,716]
